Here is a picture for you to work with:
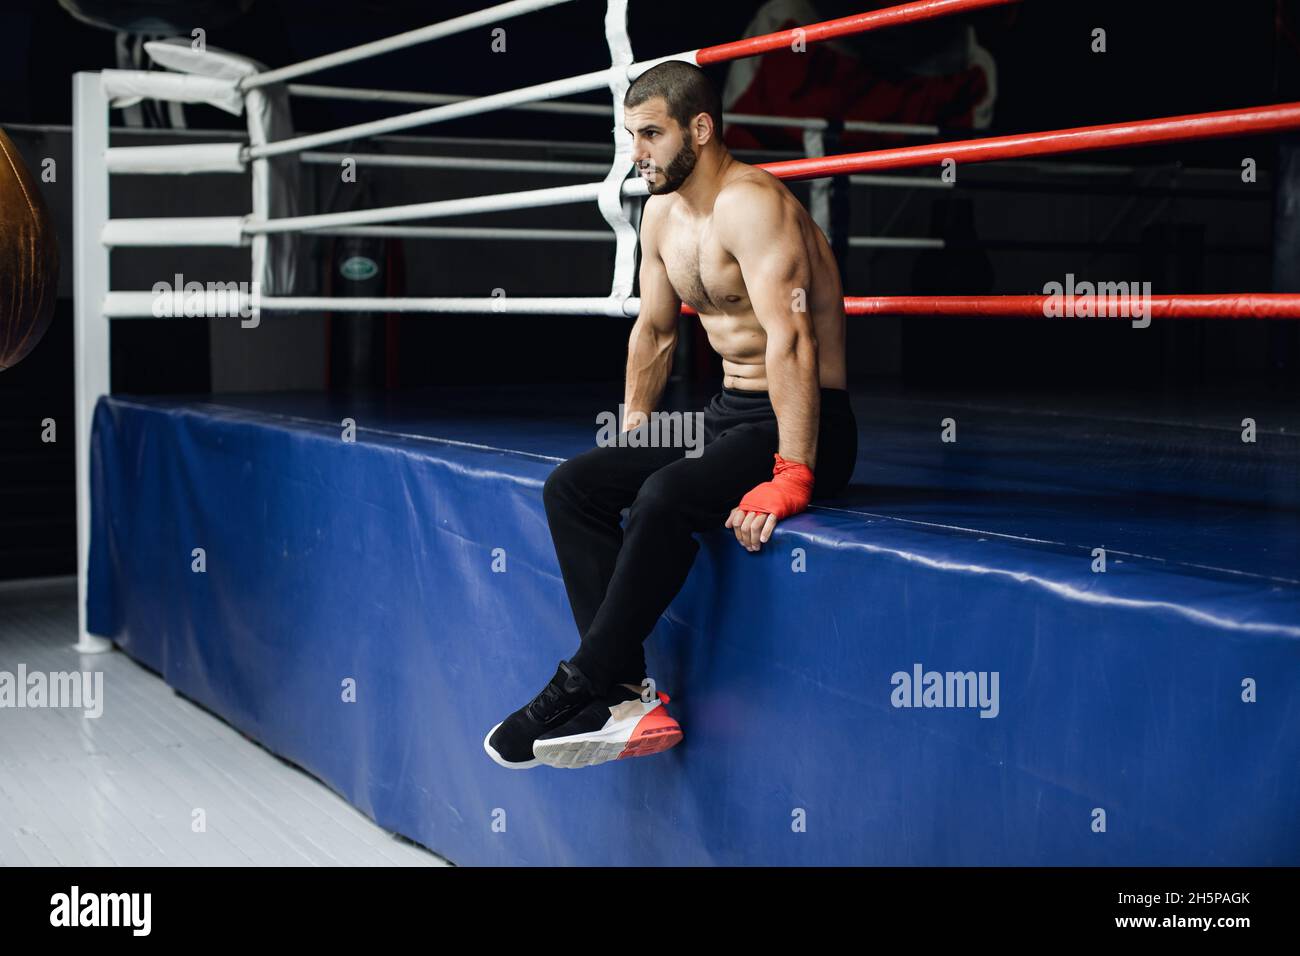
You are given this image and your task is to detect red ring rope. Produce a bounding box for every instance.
[758,102,1300,181]
[695,0,1020,66]
[678,295,1300,319]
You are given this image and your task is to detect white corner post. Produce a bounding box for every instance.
[72,71,113,654]
[245,83,270,330]
[803,128,831,240]
[600,0,638,309]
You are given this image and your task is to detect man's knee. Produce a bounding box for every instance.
[543,448,610,511]
[543,457,581,511]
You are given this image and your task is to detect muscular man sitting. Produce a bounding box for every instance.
[485,60,859,771]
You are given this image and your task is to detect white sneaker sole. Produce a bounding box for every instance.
[483,720,540,770]
[532,701,682,769]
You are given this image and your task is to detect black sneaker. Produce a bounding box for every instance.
[483,660,598,769]
[532,678,681,769]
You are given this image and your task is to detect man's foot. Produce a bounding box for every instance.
[532,678,682,769]
[483,660,598,769]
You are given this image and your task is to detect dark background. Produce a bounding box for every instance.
[3,0,1299,579]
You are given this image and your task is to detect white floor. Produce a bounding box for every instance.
[0,577,449,867]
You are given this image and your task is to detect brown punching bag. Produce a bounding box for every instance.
[0,128,59,371]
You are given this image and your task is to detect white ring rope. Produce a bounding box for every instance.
[240,0,581,91]
[102,216,245,247]
[298,152,609,176]
[319,226,616,242]
[246,67,649,160]
[245,179,646,235]
[285,82,941,136]
[103,291,640,318]
[105,142,247,174]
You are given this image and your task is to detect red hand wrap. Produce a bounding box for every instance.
[737,453,815,519]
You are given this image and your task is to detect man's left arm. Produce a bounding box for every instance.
[716,183,820,550]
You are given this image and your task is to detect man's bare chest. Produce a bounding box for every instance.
[659,222,745,315]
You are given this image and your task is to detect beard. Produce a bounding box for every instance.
[645,139,698,195]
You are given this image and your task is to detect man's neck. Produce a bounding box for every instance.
[674,148,736,216]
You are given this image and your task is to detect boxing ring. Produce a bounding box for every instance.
[74,0,1300,865]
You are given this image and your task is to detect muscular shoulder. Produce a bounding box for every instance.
[713,170,793,248]
[639,193,675,253]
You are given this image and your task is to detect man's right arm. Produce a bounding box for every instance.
[624,198,680,431]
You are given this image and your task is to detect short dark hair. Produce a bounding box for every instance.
[624,61,723,137]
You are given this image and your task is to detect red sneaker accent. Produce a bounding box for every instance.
[617,706,683,759]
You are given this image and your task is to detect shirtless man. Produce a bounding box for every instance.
[485,61,858,771]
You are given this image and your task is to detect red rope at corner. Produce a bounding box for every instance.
[694,0,1021,65]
